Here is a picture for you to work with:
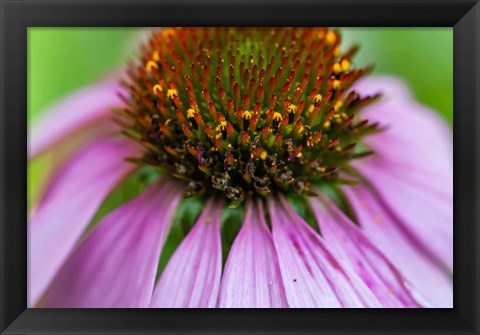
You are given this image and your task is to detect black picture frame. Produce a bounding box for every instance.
[1,0,479,334]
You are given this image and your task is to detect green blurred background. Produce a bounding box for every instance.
[28,28,453,203]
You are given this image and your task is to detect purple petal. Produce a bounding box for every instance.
[30,80,125,159]
[28,138,140,306]
[149,198,223,308]
[343,184,453,307]
[217,200,288,308]
[268,196,381,308]
[39,178,183,307]
[355,76,452,196]
[308,194,429,307]
[352,76,453,270]
[357,165,452,270]
[355,76,452,198]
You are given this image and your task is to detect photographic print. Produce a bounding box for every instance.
[28,27,453,308]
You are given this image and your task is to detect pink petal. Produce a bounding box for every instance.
[342,184,453,307]
[352,76,453,270]
[268,196,381,308]
[28,138,140,306]
[30,80,125,159]
[357,165,453,270]
[40,178,183,308]
[308,194,429,307]
[149,198,223,308]
[356,76,452,195]
[217,200,288,308]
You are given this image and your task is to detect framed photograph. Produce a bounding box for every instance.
[1,0,479,334]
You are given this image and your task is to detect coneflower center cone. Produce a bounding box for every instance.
[120,27,380,207]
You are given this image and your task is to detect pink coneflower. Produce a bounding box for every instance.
[28,28,452,308]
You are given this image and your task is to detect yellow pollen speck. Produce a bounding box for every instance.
[152,51,160,61]
[215,120,227,132]
[260,150,268,160]
[146,60,158,72]
[373,214,383,224]
[298,125,305,134]
[186,108,195,118]
[153,84,163,95]
[242,110,252,120]
[333,80,341,90]
[307,105,314,114]
[167,89,178,99]
[296,151,303,158]
[333,63,342,74]
[319,166,326,173]
[323,121,331,129]
[273,112,282,122]
[313,94,323,104]
[334,101,344,111]
[336,146,342,152]
[326,31,337,45]
[341,59,350,71]
[287,104,297,114]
